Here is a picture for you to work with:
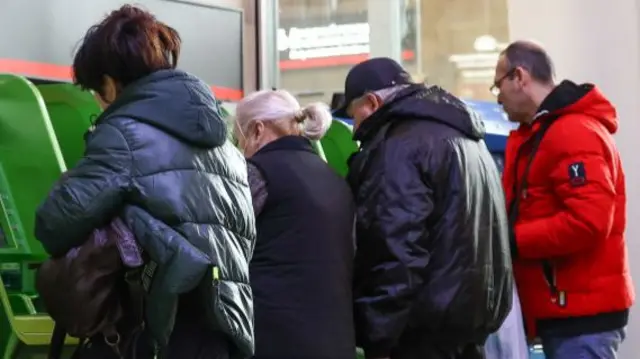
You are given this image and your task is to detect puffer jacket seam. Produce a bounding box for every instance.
[219,279,252,286]
[177,221,253,246]
[135,168,247,186]
[104,118,247,186]
[101,121,136,186]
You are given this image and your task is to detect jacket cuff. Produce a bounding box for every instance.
[363,341,394,358]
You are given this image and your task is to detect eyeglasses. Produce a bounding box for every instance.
[490,68,517,96]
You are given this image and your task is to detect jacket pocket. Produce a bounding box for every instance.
[202,266,226,332]
[541,260,566,308]
[202,266,255,357]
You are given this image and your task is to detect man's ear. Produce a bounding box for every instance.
[366,92,383,110]
[514,66,531,86]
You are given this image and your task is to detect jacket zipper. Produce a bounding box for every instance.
[510,130,566,308]
[542,261,566,307]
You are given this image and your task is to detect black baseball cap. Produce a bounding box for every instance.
[333,57,413,118]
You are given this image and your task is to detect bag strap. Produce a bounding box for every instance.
[48,323,66,359]
[115,267,146,359]
[125,268,146,330]
[95,269,145,359]
[507,117,557,227]
[48,324,86,359]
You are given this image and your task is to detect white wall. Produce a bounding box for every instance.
[507,0,640,357]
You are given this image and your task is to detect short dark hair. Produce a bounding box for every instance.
[72,5,181,94]
[501,41,555,83]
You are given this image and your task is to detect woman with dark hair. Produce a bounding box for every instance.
[35,5,255,359]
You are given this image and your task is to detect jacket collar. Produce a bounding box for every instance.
[254,135,315,156]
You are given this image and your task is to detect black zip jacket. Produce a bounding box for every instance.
[347,84,513,357]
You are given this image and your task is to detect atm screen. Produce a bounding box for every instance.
[492,152,505,174]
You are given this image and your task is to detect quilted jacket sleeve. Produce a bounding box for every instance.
[35,123,133,257]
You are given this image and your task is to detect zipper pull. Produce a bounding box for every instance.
[558,291,567,307]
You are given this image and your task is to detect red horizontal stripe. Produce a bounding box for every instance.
[210,86,243,101]
[0,58,243,101]
[279,50,415,70]
[0,59,72,81]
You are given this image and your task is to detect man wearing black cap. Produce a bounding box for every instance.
[339,57,513,359]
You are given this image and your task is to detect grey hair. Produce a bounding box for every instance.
[235,89,332,140]
[371,84,411,103]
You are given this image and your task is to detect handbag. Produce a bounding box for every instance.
[35,217,146,358]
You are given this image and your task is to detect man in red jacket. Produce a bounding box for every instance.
[493,40,634,359]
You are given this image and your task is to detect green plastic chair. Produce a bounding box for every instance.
[0,74,78,358]
[320,119,358,177]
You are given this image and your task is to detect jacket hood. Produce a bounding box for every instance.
[98,69,227,148]
[536,80,618,134]
[354,84,486,143]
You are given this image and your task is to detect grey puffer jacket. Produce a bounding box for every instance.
[34,69,256,357]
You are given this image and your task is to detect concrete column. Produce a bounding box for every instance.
[367,0,403,62]
[257,0,279,90]
[508,0,640,357]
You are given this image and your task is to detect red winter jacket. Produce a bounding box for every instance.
[503,81,634,339]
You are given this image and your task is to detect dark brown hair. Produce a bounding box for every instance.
[72,5,181,94]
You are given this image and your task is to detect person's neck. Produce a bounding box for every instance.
[353,117,365,132]
[252,130,281,153]
[523,84,556,124]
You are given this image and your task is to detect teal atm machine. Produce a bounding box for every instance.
[332,96,546,359]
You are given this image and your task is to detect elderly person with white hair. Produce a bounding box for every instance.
[233,89,356,359]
